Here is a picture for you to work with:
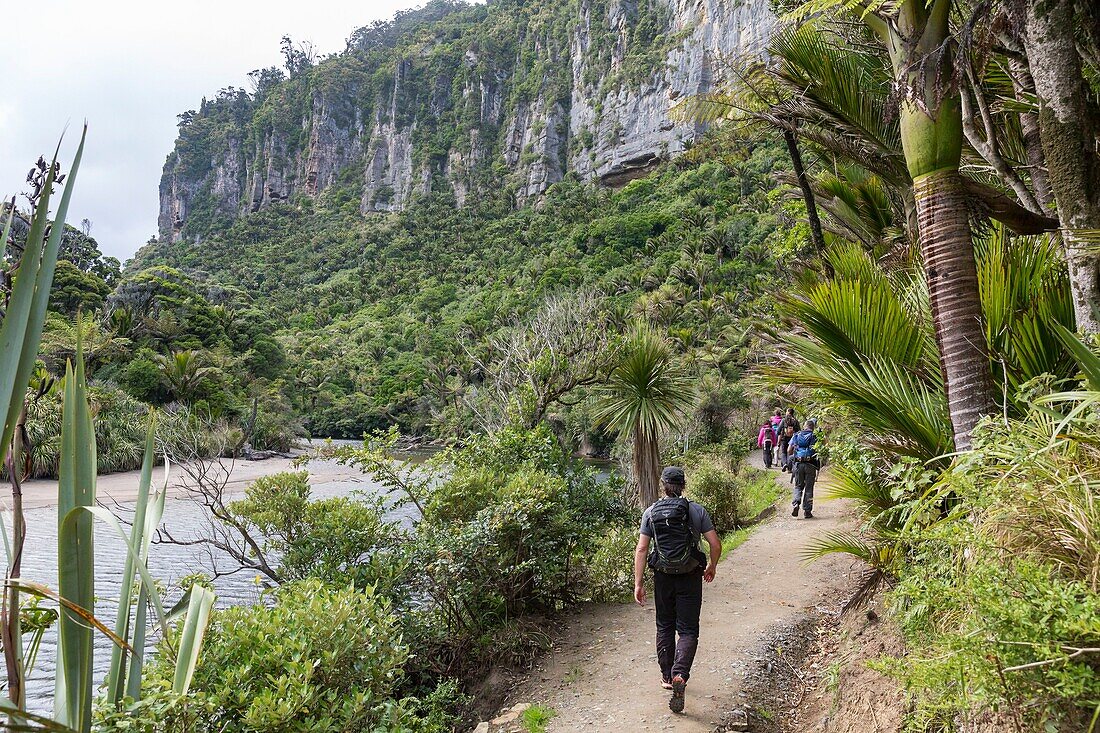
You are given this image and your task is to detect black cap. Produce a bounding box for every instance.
[661,466,686,485]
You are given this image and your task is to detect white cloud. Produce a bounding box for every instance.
[0,0,431,262]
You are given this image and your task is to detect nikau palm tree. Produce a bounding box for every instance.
[681,2,1081,449]
[597,327,695,507]
[155,350,214,403]
[781,0,996,448]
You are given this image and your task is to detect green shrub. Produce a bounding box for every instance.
[580,524,637,602]
[122,580,412,733]
[338,425,633,688]
[686,453,778,533]
[425,467,577,619]
[879,409,1100,730]
[228,471,413,595]
[424,466,497,523]
[120,355,170,404]
[887,524,1100,731]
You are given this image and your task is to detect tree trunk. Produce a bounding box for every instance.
[633,430,661,508]
[912,170,997,449]
[887,0,998,450]
[1022,0,1100,334]
[1008,59,1054,210]
[781,126,827,258]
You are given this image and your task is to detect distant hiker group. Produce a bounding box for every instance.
[758,408,822,518]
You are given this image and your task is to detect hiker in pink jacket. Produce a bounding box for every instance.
[757,421,777,468]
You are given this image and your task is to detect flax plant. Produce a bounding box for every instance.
[0,132,215,732]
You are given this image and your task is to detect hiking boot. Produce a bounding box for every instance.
[661,678,673,690]
[670,675,686,713]
[804,511,814,519]
[791,504,799,517]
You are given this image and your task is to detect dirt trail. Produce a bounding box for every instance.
[513,457,857,731]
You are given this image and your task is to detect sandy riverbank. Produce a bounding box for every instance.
[15,452,369,510]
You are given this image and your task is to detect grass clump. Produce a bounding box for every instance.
[720,527,755,556]
[521,704,556,733]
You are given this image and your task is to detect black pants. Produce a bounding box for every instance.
[654,569,703,681]
[793,460,818,513]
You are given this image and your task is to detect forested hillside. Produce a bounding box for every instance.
[112,0,799,446]
[136,136,799,440]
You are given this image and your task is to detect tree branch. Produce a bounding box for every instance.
[960,63,1044,213]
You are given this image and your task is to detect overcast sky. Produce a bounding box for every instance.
[0,0,428,262]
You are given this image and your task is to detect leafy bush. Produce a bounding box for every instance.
[875,403,1100,730]
[117,580,417,733]
[228,471,412,595]
[334,424,633,689]
[687,453,779,533]
[579,524,638,602]
[423,466,497,523]
[120,353,170,404]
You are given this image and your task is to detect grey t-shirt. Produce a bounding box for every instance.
[640,499,715,545]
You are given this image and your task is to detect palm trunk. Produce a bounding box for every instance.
[911,169,997,448]
[1020,0,1100,334]
[633,430,660,508]
[890,0,997,449]
[782,126,826,258]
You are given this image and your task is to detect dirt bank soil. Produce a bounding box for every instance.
[736,587,907,733]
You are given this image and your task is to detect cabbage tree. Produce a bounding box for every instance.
[597,326,695,507]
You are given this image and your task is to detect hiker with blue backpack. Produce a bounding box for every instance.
[789,418,821,518]
[633,466,722,714]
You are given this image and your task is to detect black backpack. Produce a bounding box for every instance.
[647,497,699,574]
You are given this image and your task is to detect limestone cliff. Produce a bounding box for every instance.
[158,0,774,242]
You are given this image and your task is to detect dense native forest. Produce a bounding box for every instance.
[1,0,1099,730]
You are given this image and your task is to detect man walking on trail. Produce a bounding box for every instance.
[633,466,722,715]
[777,408,800,472]
[789,418,820,519]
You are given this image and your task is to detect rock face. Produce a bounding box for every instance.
[158,0,775,242]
